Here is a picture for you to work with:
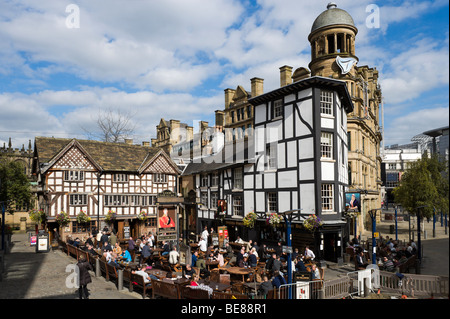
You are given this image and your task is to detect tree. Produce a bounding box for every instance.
[82,107,136,143]
[393,153,449,218]
[0,158,34,213]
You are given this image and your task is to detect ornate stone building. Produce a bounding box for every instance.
[306,3,383,234]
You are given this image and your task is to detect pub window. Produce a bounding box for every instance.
[130,195,140,206]
[321,132,333,159]
[72,220,96,233]
[232,195,243,217]
[233,168,243,189]
[267,192,278,213]
[210,192,218,209]
[231,111,235,123]
[320,90,333,116]
[64,171,84,181]
[153,173,167,183]
[272,99,283,119]
[265,143,277,170]
[201,174,209,187]
[200,192,208,207]
[211,173,219,187]
[321,184,334,212]
[69,194,87,206]
[113,174,128,182]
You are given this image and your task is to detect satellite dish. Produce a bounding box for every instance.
[336,56,357,74]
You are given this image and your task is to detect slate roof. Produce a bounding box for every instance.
[34,136,176,173]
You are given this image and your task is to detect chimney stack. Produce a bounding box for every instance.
[224,88,236,109]
[280,65,293,87]
[251,77,264,97]
[124,138,133,145]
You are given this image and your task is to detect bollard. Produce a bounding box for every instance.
[118,269,123,290]
[96,258,101,277]
[364,277,370,297]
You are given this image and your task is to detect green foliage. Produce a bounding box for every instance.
[393,153,449,218]
[0,158,34,212]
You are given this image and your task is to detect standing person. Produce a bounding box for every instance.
[109,231,117,247]
[77,256,93,299]
[305,246,316,260]
[96,230,102,249]
[169,247,179,266]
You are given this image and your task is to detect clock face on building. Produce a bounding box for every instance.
[336,56,357,74]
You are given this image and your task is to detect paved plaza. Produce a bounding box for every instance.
[0,211,448,299]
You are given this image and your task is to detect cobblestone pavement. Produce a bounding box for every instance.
[0,233,141,299]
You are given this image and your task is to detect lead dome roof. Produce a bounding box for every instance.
[311,3,356,33]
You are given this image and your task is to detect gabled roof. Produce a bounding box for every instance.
[34,137,178,174]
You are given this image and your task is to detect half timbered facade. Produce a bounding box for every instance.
[181,76,353,263]
[33,137,180,240]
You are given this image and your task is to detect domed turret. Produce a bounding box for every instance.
[311,2,356,33]
[308,3,358,77]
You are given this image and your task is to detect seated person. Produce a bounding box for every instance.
[311,264,320,280]
[113,242,122,256]
[295,258,308,272]
[382,256,395,272]
[356,251,369,269]
[132,265,158,287]
[271,270,286,289]
[161,241,170,256]
[184,264,196,278]
[248,251,258,268]
[121,249,132,263]
[190,274,200,286]
[258,275,272,296]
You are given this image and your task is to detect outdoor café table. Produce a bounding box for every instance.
[206,259,219,270]
[152,247,164,258]
[199,280,231,293]
[225,267,253,283]
[146,268,169,279]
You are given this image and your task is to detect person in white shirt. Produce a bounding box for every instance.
[169,247,179,265]
[201,226,209,241]
[199,238,207,252]
[305,246,315,260]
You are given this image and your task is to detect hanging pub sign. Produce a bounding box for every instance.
[345,193,361,213]
[157,206,177,241]
[217,199,227,215]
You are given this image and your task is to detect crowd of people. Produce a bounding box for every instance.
[347,235,418,272]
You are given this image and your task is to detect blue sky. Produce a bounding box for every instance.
[0,0,448,150]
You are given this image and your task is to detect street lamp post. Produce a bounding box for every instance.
[97,171,103,232]
[368,208,383,265]
[394,205,398,241]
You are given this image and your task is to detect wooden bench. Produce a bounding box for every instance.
[151,278,180,299]
[106,263,119,285]
[67,244,78,258]
[180,285,210,299]
[98,258,109,281]
[398,255,417,273]
[211,291,248,299]
[130,272,151,299]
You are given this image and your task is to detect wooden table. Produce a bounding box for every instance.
[206,259,219,270]
[199,280,231,293]
[146,268,169,279]
[224,267,253,283]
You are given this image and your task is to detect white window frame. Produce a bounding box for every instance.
[64,171,84,182]
[320,90,333,116]
[233,168,243,190]
[69,194,87,206]
[232,195,243,217]
[211,173,219,187]
[153,173,167,183]
[321,184,334,212]
[265,143,277,170]
[210,192,218,209]
[200,192,208,207]
[267,192,278,213]
[321,132,333,159]
[113,173,128,182]
[273,99,283,119]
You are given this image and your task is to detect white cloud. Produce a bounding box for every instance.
[384,107,449,145]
